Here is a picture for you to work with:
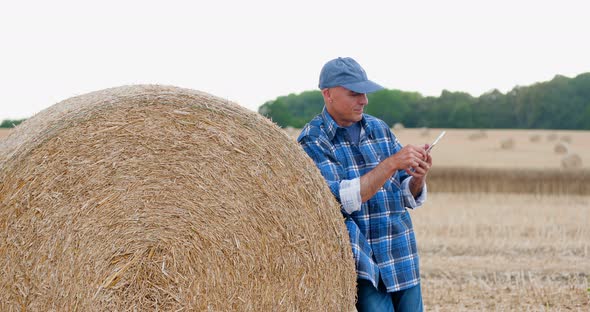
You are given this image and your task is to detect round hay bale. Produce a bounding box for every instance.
[554,142,569,154]
[547,133,558,141]
[0,85,356,311]
[529,134,541,142]
[393,122,404,131]
[468,130,487,141]
[500,138,515,149]
[560,135,572,143]
[420,127,429,137]
[561,153,583,169]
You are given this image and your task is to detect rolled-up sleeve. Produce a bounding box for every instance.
[401,177,427,209]
[339,177,361,214]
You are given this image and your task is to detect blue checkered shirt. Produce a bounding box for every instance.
[297,107,427,292]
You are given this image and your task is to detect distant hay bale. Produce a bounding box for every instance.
[393,122,405,131]
[554,142,569,154]
[468,130,487,141]
[529,134,541,142]
[561,153,583,169]
[0,85,355,311]
[547,133,558,141]
[560,135,572,143]
[420,127,430,137]
[500,138,515,150]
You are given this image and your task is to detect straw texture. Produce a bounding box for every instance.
[0,85,356,311]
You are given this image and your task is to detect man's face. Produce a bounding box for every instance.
[323,86,368,127]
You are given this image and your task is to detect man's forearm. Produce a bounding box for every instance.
[359,158,397,202]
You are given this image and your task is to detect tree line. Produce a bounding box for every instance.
[258,73,590,130]
[0,119,25,128]
[3,73,589,130]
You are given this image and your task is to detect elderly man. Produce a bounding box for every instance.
[297,57,432,312]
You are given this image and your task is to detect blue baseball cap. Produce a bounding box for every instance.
[318,57,384,93]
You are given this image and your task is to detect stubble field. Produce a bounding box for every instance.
[2,127,589,310]
[0,129,10,139]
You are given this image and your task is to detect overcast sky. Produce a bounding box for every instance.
[1,0,589,121]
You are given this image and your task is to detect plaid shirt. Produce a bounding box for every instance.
[297,107,427,292]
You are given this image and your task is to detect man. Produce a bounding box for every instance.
[297,57,432,311]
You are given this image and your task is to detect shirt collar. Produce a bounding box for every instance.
[321,106,372,141]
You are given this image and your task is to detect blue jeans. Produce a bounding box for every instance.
[356,278,423,312]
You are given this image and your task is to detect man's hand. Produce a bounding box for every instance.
[360,144,433,202]
[405,144,432,180]
[407,144,433,197]
[387,144,431,176]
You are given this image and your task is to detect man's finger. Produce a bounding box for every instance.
[405,168,421,178]
[416,159,429,168]
[412,166,426,175]
[410,150,424,160]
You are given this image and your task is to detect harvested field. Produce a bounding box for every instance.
[397,128,590,195]
[427,167,590,195]
[414,193,590,311]
[0,129,9,139]
[393,128,590,170]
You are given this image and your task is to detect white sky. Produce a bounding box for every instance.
[1,0,589,121]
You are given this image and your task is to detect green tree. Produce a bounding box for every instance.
[0,119,26,128]
[258,72,590,130]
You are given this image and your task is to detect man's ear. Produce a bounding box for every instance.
[322,88,333,103]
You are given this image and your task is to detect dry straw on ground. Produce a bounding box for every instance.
[414,192,590,311]
[0,85,356,311]
[427,167,590,195]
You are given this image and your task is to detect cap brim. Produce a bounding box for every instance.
[341,80,384,94]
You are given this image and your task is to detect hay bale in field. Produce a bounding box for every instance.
[529,134,541,142]
[0,85,356,311]
[468,130,487,141]
[420,127,429,137]
[393,122,404,131]
[547,133,558,141]
[500,138,515,149]
[560,135,572,143]
[561,153,583,169]
[554,142,569,154]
